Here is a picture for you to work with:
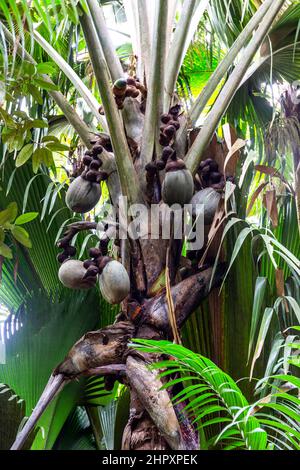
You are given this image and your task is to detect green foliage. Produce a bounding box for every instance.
[132,339,300,450]
[0,201,38,259]
[0,383,35,450]
[53,406,97,450]
[0,288,103,449]
[132,339,268,450]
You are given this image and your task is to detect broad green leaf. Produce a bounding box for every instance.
[32,147,53,173]
[15,143,34,167]
[21,60,36,77]
[27,84,43,105]
[0,202,18,225]
[0,242,13,259]
[284,296,300,324]
[41,135,59,143]
[48,182,66,214]
[11,226,32,248]
[45,142,70,152]
[0,107,16,127]
[36,62,57,74]
[26,119,48,129]
[34,78,58,91]
[15,212,39,225]
[32,148,44,173]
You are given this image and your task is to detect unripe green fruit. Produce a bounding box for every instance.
[99,260,130,304]
[58,259,96,289]
[66,176,101,213]
[162,168,194,207]
[189,187,221,225]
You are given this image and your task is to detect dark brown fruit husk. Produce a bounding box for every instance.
[57,237,70,248]
[89,247,102,258]
[86,170,99,182]
[211,182,225,190]
[145,162,157,174]
[66,245,76,257]
[169,120,180,130]
[164,125,176,138]
[156,160,166,171]
[99,238,109,253]
[125,86,137,98]
[159,134,171,146]
[57,252,67,263]
[98,255,111,271]
[86,265,99,277]
[161,113,172,124]
[169,104,181,117]
[126,77,136,86]
[209,172,222,183]
[83,155,93,166]
[92,144,103,156]
[165,159,186,172]
[209,160,219,172]
[201,165,210,175]
[99,136,113,152]
[131,89,140,98]
[162,146,174,160]
[90,159,101,170]
[113,85,126,97]
[97,171,108,182]
[83,259,96,269]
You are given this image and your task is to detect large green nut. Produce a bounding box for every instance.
[162,169,194,207]
[99,260,130,304]
[66,176,101,213]
[189,187,221,225]
[58,259,96,290]
[113,78,127,89]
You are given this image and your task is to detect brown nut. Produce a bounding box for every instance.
[126,77,136,87]
[164,125,176,138]
[156,160,166,171]
[86,170,99,183]
[90,159,102,171]
[159,133,171,146]
[161,113,172,124]
[83,155,93,166]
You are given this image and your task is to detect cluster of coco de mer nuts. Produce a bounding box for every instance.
[65,139,111,214]
[145,105,194,207]
[112,77,146,110]
[57,228,130,304]
[195,158,235,191]
[60,137,131,304]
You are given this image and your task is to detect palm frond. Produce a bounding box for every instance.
[131,339,268,450]
[0,288,102,449]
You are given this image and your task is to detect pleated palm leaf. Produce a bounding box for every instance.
[53,406,97,450]
[0,383,34,450]
[0,288,104,449]
[132,339,300,450]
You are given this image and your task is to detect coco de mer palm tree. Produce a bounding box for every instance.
[2,0,295,450]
